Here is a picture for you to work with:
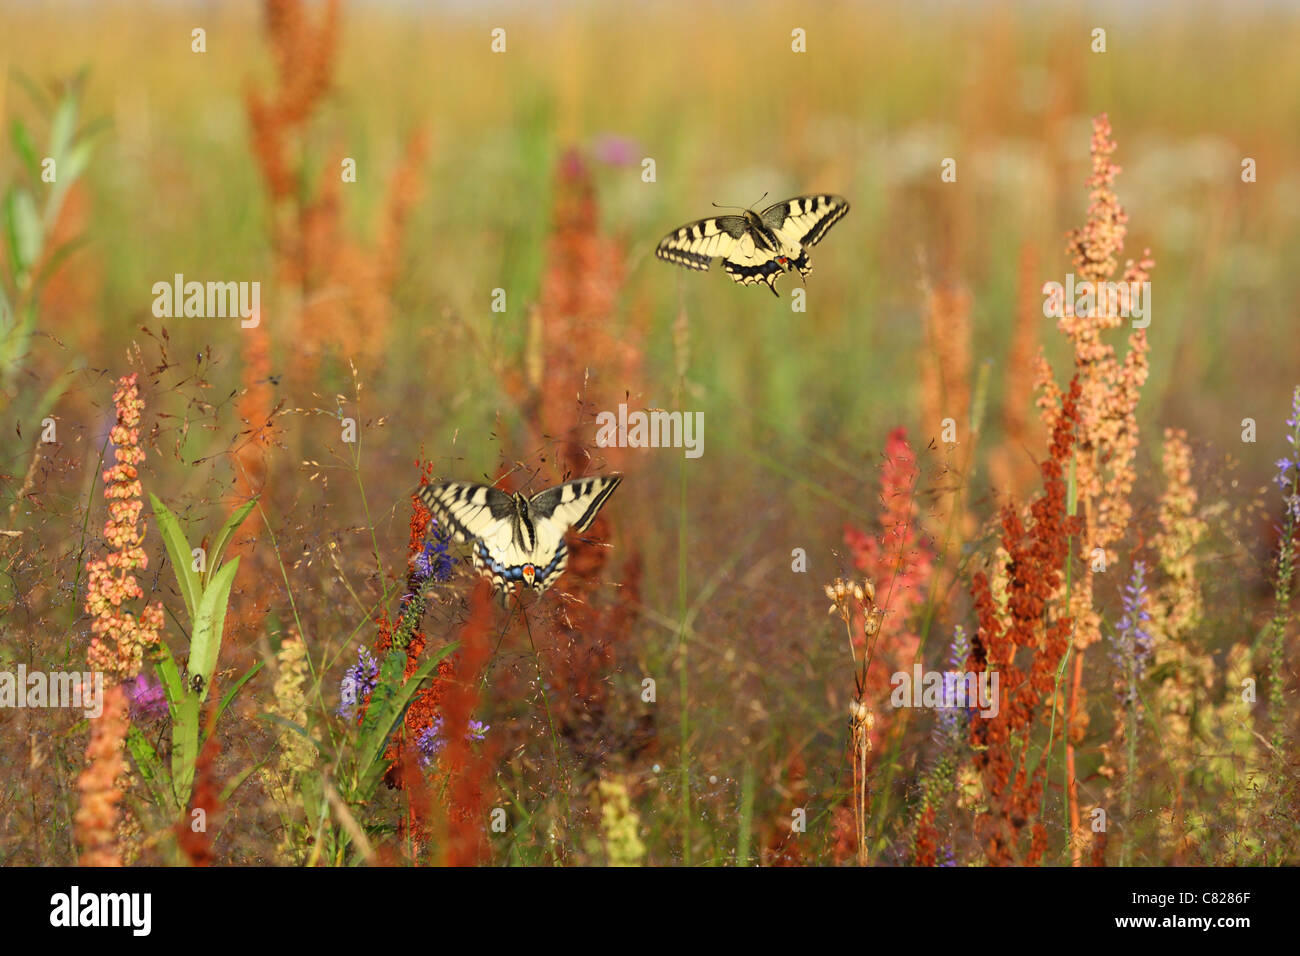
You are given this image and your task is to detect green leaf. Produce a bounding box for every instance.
[218,761,265,805]
[125,724,172,808]
[148,493,202,621]
[13,356,76,428]
[125,723,161,771]
[48,91,79,161]
[353,642,459,798]
[0,299,37,378]
[206,498,256,588]
[9,119,39,180]
[62,139,93,184]
[189,556,239,705]
[152,642,185,726]
[11,71,52,114]
[201,658,263,746]
[13,190,42,271]
[161,548,240,811]
[4,187,43,279]
[172,690,201,809]
[77,115,114,143]
[358,649,406,746]
[41,96,95,233]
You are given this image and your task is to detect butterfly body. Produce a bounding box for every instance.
[417,476,622,597]
[656,194,849,295]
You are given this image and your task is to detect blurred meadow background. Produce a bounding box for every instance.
[2,0,1299,866]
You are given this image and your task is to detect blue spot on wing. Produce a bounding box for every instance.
[474,541,565,589]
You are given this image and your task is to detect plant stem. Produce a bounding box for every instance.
[677,455,691,865]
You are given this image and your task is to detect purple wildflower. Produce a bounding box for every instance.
[416,715,491,768]
[934,625,970,745]
[415,524,454,584]
[1269,387,1300,748]
[126,672,167,722]
[416,717,446,765]
[1275,458,1295,490]
[591,133,638,166]
[399,522,455,616]
[1111,562,1153,705]
[338,646,379,721]
[914,627,969,866]
[1277,387,1300,517]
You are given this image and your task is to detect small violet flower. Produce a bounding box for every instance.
[338,646,379,721]
[416,715,491,768]
[1110,562,1153,705]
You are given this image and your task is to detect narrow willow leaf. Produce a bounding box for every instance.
[206,498,256,587]
[148,493,201,621]
[189,556,239,703]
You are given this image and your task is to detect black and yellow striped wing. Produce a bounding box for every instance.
[656,194,849,294]
[654,215,750,272]
[416,481,514,545]
[416,475,622,597]
[760,195,850,256]
[528,475,622,534]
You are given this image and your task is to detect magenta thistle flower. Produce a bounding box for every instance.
[126,673,167,722]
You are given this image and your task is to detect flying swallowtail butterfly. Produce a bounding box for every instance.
[655,194,849,295]
[416,475,622,598]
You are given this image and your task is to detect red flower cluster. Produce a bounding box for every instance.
[970,377,1083,865]
[913,805,940,867]
[437,582,496,865]
[843,427,935,732]
[378,458,445,789]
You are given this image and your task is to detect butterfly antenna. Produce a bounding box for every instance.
[711,192,770,213]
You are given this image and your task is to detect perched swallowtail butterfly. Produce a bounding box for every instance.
[655,194,849,295]
[416,475,622,598]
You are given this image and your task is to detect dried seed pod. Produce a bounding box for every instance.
[863,606,886,638]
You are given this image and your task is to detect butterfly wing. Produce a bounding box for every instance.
[718,239,786,294]
[417,481,527,592]
[528,475,623,532]
[417,477,622,596]
[655,215,750,272]
[658,197,847,294]
[471,519,551,594]
[416,481,515,544]
[759,194,850,280]
[655,213,786,293]
[525,475,623,593]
